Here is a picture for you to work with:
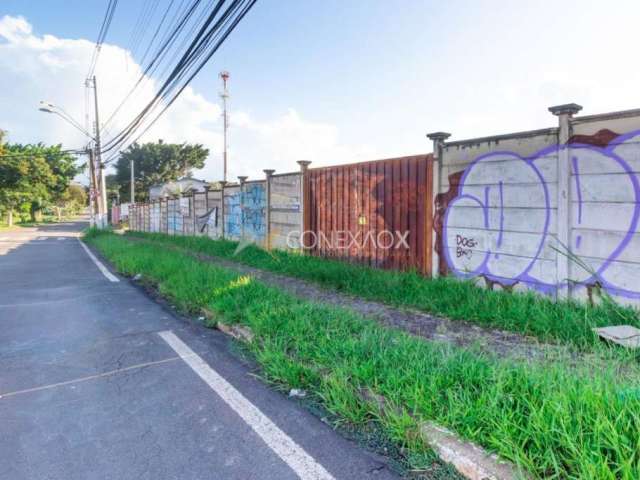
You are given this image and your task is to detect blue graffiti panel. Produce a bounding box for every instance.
[224,188,242,240]
[242,183,266,242]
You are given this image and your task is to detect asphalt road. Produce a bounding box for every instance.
[0,219,398,480]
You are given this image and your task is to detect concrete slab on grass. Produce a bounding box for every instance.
[593,325,640,349]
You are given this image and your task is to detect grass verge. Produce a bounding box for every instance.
[87,229,640,479]
[127,231,640,350]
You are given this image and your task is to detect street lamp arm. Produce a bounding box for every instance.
[38,102,96,141]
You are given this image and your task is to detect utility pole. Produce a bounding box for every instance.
[89,75,107,228]
[219,71,229,182]
[38,101,99,227]
[87,148,97,228]
[130,157,135,203]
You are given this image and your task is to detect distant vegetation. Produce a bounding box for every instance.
[107,140,208,203]
[0,132,84,225]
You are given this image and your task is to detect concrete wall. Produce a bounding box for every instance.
[183,196,195,236]
[168,197,181,235]
[205,189,223,239]
[193,191,208,236]
[125,104,640,305]
[150,201,160,233]
[434,106,640,303]
[269,172,302,250]
[567,111,640,302]
[129,170,304,252]
[160,200,167,233]
[223,185,242,241]
[241,181,267,245]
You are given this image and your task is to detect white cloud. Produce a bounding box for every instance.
[0,15,375,186]
[223,108,377,180]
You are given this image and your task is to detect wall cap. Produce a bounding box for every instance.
[427,132,452,141]
[548,103,583,116]
[572,106,640,124]
[444,127,557,148]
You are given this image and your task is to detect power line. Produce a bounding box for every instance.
[87,0,119,79]
[137,0,177,68]
[101,0,256,158]
[101,0,204,132]
[128,0,156,59]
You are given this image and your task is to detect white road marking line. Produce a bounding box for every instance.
[0,356,184,399]
[57,237,66,241]
[158,330,335,480]
[78,240,120,282]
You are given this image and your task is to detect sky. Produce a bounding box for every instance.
[1,0,640,185]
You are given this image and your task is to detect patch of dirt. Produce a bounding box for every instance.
[123,236,579,361]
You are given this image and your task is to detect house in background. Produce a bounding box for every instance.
[149,177,208,200]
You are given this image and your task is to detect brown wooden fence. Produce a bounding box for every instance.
[304,154,433,274]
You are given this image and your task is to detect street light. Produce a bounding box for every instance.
[38,101,95,141]
[38,100,106,228]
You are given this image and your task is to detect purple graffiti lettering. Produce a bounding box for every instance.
[443,131,640,299]
[497,180,505,248]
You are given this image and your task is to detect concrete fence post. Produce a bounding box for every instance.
[238,176,248,241]
[175,195,181,235]
[549,103,582,299]
[166,197,170,233]
[162,197,165,233]
[203,185,211,236]
[219,181,227,240]
[190,192,197,235]
[297,160,312,252]
[426,132,451,278]
[263,169,275,250]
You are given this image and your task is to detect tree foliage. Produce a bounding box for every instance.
[52,183,87,219]
[0,142,81,224]
[110,140,208,202]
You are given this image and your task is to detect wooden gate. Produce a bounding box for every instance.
[304,154,433,274]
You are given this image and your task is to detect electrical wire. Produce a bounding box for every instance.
[100,0,204,132]
[137,0,177,68]
[87,0,119,79]
[101,0,256,160]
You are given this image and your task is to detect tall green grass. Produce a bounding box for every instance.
[127,231,640,350]
[88,231,640,479]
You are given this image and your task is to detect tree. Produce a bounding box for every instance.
[52,183,87,220]
[111,140,208,202]
[105,173,121,208]
[0,143,80,224]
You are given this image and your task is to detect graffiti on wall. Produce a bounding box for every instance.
[223,183,267,241]
[196,207,218,233]
[241,183,266,241]
[443,130,640,298]
[224,188,242,239]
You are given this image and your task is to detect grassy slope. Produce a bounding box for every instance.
[87,230,640,479]
[127,231,640,350]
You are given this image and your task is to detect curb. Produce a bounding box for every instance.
[419,422,528,480]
